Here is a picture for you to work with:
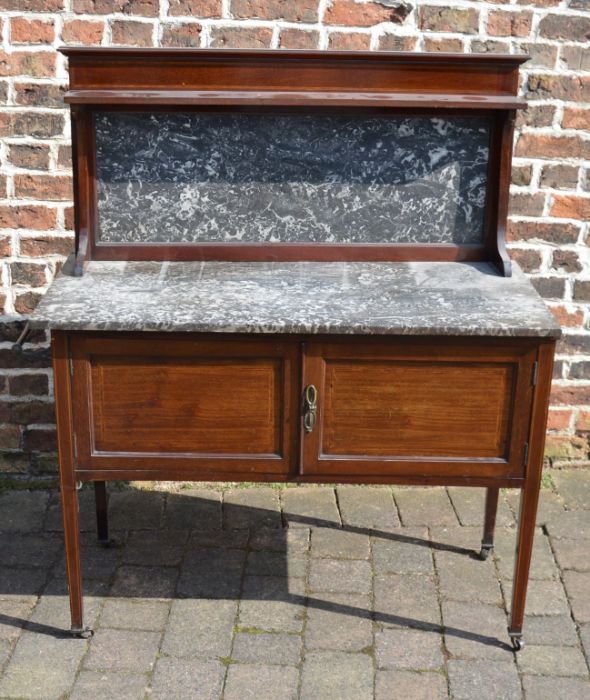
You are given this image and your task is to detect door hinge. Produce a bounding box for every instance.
[522,442,529,467]
[72,431,78,460]
[531,361,538,387]
[68,354,74,377]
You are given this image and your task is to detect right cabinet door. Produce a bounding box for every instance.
[301,338,538,481]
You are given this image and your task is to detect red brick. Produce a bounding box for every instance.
[487,10,532,37]
[15,82,66,108]
[279,28,319,49]
[471,40,509,54]
[8,144,50,170]
[160,23,201,47]
[551,195,590,221]
[551,385,590,406]
[377,35,417,51]
[57,145,72,170]
[510,248,541,273]
[328,31,371,50]
[509,192,545,217]
[519,42,557,69]
[516,134,590,160]
[423,37,464,52]
[64,207,74,231]
[19,236,73,257]
[527,74,590,103]
[419,6,478,33]
[562,107,589,131]
[0,425,21,449]
[517,0,560,6]
[550,304,584,328]
[62,19,104,45]
[10,400,54,424]
[111,20,154,46]
[326,0,411,26]
[10,262,47,286]
[23,427,56,451]
[0,235,11,257]
[73,0,158,14]
[539,14,590,41]
[576,411,590,432]
[552,250,582,273]
[541,165,580,190]
[11,18,54,44]
[0,293,7,314]
[8,374,49,397]
[530,276,566,300]
[209,26,273,48]
[512,165,533,186]
[0,0,62,9]
[11,112,64,138]
[10,51,56,78]
[0,205,57,230]
[516,104,555,129]
[15,175,72,202]
[167,0,221,16]
[547,409,573,432]
[573,281,590,302]
[231,0,318,22]
[13,291,43,314]
[561,46,590,72]
[545,435,588,461]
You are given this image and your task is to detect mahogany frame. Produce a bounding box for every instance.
[61,48,528,276]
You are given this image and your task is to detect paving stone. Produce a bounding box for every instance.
[0,534,60,570]
[0,639,12,670]
[0,599,35,641]
[84,628,160,672]
[121,530,188,566]
[224,664,299,700]
[551,537,590,571]
[336,485,400,531]
[0,567,47,599]
[224,487,282,529]
[282,487,341,528]
[518,644,589,676]
[178,548,245,598]
[29,589,105,631]
[44,489,98,533]
[546,510,590,540]
[311,527,370,559]
[436,550,503,605]
[494,528,559,580]
[164,489,222,530]
[0,490,48,532]
[522,614,580,647]
[375,628,444,670]
[375,670,448,700]
[300,650,373,700]
[150,657,225,700]
[522,675,590,700]
[372,528,433,574]
[188,529,249,549]
[581,623,590,665]
[70,670,148,700]
[441,601,511,660]
[394,487,458,527]
[374,574,440,631]
[239,574,305,633]
[231,631,301,665]
[305,593,372,652]
[110,565,178,598]
[161,599,237,658]
[53,537,122,579]
[245,550,307,577]
[447,487,514,527]
[553,470,590,510]
[99,599,170,631]
[309,558,372,595]
[563,570,590,623]
[249,526,310,553]
[448,659,521,700]
[0,631,88,699]
[502,579,570,616]
[108,491,165,530]
[506,488,565,526]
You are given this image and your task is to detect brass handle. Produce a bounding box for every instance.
[304,384,317,433]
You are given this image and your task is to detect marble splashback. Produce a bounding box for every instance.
[94,112,491,246]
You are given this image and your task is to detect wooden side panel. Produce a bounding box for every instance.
[71,334,299,476]
[302,338,537,479]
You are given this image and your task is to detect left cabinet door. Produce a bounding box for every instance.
[69,333,299,479]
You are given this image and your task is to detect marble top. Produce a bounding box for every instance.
[30,260,560,338]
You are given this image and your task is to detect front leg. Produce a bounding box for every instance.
[480,487,499,560]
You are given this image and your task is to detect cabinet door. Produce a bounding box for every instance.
[301,339,537,480]
[70,334,299,478]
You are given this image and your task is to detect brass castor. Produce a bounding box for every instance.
[509,634,524,652]
[70,627,94,639]
[479,544,493,561]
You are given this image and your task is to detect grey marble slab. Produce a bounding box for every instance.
[31,261,560,338]
[95,113,490,246]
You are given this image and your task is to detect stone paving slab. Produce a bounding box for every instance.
[0,475,588,698]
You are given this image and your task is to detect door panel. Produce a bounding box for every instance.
[71,334,298,476]
[301,339,536,479]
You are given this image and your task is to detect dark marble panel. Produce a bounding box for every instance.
[94,112,491,245]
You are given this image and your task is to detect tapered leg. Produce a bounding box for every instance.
[61,483,87,635]
[508,481,541,651]
[94,481,110,546]
[480,487,499,560]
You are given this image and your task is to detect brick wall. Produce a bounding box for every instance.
[0,0,589,478]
